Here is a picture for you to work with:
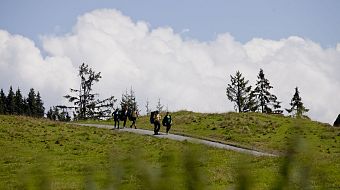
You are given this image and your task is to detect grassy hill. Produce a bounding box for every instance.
[1,112,340,189]
[83,111,340,187]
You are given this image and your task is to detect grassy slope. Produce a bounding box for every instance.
[84,111,340,188]
[0,115,281,190]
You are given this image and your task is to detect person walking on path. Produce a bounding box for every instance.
[113,108,120,129]
[129,109,138,129]
[120,107,128,128]
[162,112,172,134]
[153,111,161,135]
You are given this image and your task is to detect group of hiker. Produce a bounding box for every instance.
[112,107,172,135]
[112,107,138,129]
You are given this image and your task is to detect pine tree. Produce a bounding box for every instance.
[286,87,309,118]
[27,88,37,116]
[0,89,6,114]
[6,86,15,115]
[226,71,253,112]
[252,69,282,114]
[14,88,24,115]
[36,92,45,117]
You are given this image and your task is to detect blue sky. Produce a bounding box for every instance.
[1,0,340,47]
[1,0,340,123]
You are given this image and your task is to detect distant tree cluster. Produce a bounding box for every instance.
[227,69,309,118]
[0,86,45,117]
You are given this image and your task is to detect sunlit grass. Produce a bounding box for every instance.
[1,114,340,189]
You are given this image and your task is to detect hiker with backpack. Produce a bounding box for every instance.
[151,111,161,135]
[129,109,138,129]
[113,108,120,129]
[162,112,172,134]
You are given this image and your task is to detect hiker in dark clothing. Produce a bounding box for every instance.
[153,111,161,135]
[129,109,138,129]
[113,108,120,129]
[120,107,128,128]
[162,112,172,134]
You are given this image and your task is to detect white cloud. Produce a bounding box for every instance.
[1,9,340,124]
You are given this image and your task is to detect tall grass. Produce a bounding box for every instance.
[1,115,339,189]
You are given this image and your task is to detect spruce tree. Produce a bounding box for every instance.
[6,86,15,115]
[226,71,253,112]
[22,97,29,115]
[156,98,164,113]
[63,63,116,120]
[46,107,53,120]
[145,99,150,115]
[36,92,45,117]
[27,88,37,116]
[0,89,6,114]
[14,88,24,115]
[120,87,138,111]
[286,87,309,118]
[252,69,282,114]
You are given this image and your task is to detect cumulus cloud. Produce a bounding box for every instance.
[1,9,339,124]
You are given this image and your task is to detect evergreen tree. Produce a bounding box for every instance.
[63,63,116,120]
[120,90,129,110]
[120,87,138,111]
[226,71,253,112]
[6,86,15,114]
[36,92,45,117]
[252,69,282,114]
[27,88,37,116]
[286,87,309,118]
[22,97,29,115]
[46,107,53,120]
[14,88,24,115]
[0,89,6,114]
[145,99,150,115]
[156,98,164,113]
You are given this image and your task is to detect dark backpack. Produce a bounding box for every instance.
[150,111,155,124]
[162,115,171,126]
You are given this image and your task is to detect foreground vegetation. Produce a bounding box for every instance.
[87,111,340,187]
[1,113,340,189]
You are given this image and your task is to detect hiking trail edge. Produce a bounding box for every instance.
[75,123,277,157]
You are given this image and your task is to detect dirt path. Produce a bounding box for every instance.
[75,123,277,157]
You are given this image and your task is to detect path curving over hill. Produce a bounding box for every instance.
[75,123,277,157]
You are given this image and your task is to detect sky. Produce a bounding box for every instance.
[0,0,340,124]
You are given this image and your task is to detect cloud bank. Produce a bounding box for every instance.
[1,9,339,123]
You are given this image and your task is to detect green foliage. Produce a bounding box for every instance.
[120,87,138,112]
[47,106,71,121]
[226,71,254,113]
[0,86,45,117]
[252,69,282,114]
[6,86,15,114]
[0,89,7,114]
[63,63,116,120]
[14,88,24,115]
[286,87,309,118]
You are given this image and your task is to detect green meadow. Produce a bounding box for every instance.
[1,112,340,189]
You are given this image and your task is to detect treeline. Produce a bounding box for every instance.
[227,69,309,118]
[0,86,45,117]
